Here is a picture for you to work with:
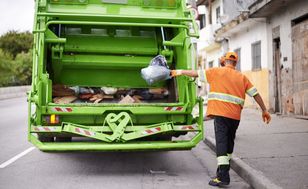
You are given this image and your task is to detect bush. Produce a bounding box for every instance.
[0,31,33,58]
[0,31,33,87]
[0,49,14,86]
[12,50,33,86]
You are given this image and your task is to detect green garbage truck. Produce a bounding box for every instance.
[28,0,203,151]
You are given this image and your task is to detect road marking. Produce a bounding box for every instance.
[0,147,35,169]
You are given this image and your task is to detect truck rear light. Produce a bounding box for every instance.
[45,115,60,124]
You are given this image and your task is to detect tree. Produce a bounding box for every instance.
[0,49,14,86]
[0,31,33,58]
[0,31,33,86]
[11,50,33,85]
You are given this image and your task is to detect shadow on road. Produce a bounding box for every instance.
[33,150,191,176]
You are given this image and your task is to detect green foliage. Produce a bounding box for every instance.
[0,31,33,87]
[0,49,14,86]
[0,31,33,58]
[12,50,33,85]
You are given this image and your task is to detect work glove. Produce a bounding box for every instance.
[170,70,183,77]
[262,111,271,124]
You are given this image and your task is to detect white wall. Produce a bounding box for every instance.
[228,20,268,71]
[222,0,256,24]
[206,48,222,68]
[197,0,223,55]
[265,0,308,112]
[197,0,223,31]
[212,0,223,31]
[267,0,308,71]
[197,27,211,52]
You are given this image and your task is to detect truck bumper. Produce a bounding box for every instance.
[29,131,203,152]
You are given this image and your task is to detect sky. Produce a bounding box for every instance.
[0,0,35,35]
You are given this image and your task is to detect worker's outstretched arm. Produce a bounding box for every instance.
[253,94,271,124]
[171,70,198,78]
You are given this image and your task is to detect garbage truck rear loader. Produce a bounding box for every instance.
[28,0,203,151]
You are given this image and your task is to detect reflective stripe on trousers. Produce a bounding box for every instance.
[217,156,230,165]
[217,154,232,165]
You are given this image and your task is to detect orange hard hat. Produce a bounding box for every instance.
[225,52,238,62]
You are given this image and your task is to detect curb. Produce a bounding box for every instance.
[204,136,283,189]
[0,86,30,100]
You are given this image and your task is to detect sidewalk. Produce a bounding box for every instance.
[203,108,308,189]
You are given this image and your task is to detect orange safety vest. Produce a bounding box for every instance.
[198,65,258,120]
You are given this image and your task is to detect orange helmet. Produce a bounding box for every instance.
[225,52,238,62]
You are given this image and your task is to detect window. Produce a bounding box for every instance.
[199,14,206,29]
[251,41,261,70]
[208,61,214,68]
[216,6,220,24]
[234,48,241,71]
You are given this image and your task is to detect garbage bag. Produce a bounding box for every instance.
[69,86,95,95]
[149,55,169,67]
[101,87,118,95]
[141,55,171,85]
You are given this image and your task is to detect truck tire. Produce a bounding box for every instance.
[55,137,72,142]
[38,135,54,142]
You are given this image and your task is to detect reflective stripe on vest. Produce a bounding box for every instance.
[246,87,258,97]
[208,92,245,106]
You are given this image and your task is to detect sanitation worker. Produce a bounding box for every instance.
[170,51,271,187]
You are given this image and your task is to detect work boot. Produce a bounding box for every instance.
[209,165,230,187]
[213,164,230,178]
[208,176,229,187]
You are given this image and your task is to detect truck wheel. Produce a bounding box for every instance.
[38,135,54,142]
[55,137,72,142]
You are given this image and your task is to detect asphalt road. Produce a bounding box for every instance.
[0,97,250,189]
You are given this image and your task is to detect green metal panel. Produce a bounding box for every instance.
[30,133,203,151]
[61,55,156,68]
[29,0,202,151]
[64,35,158,55]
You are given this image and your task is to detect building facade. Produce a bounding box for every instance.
[196,0,308,116]
[256,0,308,116]
[196,0,224,69]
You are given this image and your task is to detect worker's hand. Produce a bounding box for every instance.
[262,111,271,124]
[170,70,183,77]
